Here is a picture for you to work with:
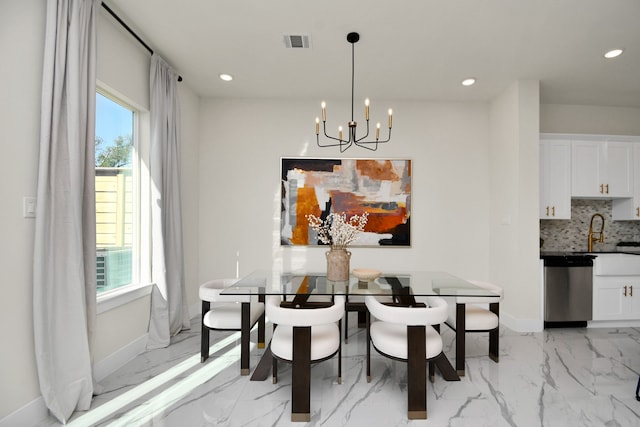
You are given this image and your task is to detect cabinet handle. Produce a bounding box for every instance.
[636,207,639,217]
[631,285,633,297]
[623,285,627,297]
[551,206,555,216]
[600,184,604,194]
[546,206,549,216]
[605,184,609,194]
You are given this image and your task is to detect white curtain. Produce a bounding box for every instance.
[33,0,99,423]
[146,54,190,349]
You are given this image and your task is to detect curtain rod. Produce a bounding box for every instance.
[101,2,183,82]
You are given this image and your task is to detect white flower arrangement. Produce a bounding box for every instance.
[306,211,369,249]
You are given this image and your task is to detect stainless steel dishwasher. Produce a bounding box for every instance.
[543,255,594,327]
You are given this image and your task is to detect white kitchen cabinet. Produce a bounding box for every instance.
[612,140,640,220]
[592,254,640,322]
[571,138,633,198]
[539,138,571,219]
[593,277,640,320]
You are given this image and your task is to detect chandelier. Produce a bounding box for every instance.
[315,32,393,152]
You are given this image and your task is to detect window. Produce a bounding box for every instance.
[95,91,136,294]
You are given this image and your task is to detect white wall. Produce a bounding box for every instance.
[0,0,45,418]
[541,104,640,135]
[197,98,492,288]
[489,81,541,330]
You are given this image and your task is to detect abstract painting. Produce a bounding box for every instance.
[280,158,411,247]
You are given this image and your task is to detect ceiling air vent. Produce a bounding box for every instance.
[283,34,310,49]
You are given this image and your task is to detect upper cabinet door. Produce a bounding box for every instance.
[612,141,640,220]
[571,138,632,198]
[606,140,633,198]
[540,138,571,219]
[571,139,605,198]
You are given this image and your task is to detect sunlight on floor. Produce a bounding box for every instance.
[67,331,248,427]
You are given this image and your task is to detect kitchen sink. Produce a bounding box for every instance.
[588,253,640,275]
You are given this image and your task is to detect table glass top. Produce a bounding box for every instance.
[220,270,499,298]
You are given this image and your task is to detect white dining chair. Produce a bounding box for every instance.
[443,280,503,375]
[365,295,448,419]
[266,294,344,422]
[199,278,265,373]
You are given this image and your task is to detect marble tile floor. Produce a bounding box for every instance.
[42,318,640,427]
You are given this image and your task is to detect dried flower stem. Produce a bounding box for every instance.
[306,212,368,249]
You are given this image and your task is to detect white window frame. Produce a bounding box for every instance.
[96,83,152,313]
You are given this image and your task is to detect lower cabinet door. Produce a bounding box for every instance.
[593,278,640,321]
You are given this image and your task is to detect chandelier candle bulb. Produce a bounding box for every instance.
[365,98,370,120]
[388,109,393,128]
[321,102,326,122]
[338,126,343,141]
[376,123,380,140]
[315,117,320,135]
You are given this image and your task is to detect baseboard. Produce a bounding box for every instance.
[588,319,640,328]
[93,333,148,382]
[0,395,48,427]
[1,333,148,427]
[189,301,200,321]
[501,311,544,332]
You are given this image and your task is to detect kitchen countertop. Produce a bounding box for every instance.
[540,251,640,259]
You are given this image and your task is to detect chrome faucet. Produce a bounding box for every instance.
[588,213,605,252]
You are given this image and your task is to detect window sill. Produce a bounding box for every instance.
[97,283,153,314]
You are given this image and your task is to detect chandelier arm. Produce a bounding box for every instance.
[353,129,392,146]
[353,141,378,151]
[316,135,353,152]
[354,119,370,143]
[321,121,348,144]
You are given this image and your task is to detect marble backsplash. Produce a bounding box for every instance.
[539,199,640,252]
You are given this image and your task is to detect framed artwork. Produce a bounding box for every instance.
[280,158,411,247]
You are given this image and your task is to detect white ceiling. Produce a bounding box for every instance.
[107,0,640,107]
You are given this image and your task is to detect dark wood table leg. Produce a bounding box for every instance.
[240,302,250,375]
[489,302,499,362]
[291,326,311,422]
[432,352,460,381]
[456,303,466,376]
[407,325,427,419]
[250,343,272,381]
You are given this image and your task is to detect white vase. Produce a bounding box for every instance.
[326,247,351,281]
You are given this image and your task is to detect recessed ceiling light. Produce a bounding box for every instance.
[219,73,233,82]
[604,49,623,59]
[461,78,476,87]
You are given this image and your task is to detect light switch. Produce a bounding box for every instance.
[23,196,36,218]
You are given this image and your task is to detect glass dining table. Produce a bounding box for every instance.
[221,270,501,421]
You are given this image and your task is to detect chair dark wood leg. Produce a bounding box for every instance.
[240,302,250,375]
[272,355,278,384]
[200,301,210,363]
[366,310,371,382]
[257,311,266,349]
[489,302,499,362]
[291,326,312,422]
[344,309,349,343]
[407,325,427,419]
[456,303,466,376]
[338,319,342,384]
